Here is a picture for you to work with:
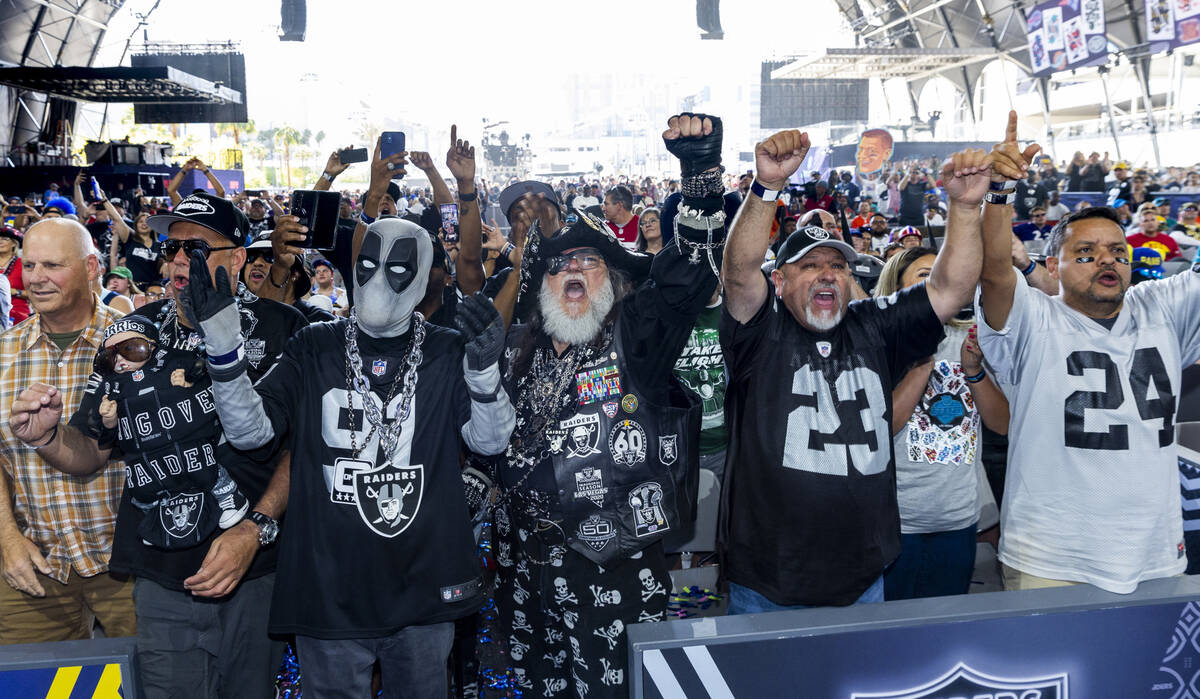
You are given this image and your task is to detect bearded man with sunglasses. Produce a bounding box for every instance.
[10,193,307,698]
[477,114,724,699]
[0,218,136,644]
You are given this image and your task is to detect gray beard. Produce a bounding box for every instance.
[539,276,615,347]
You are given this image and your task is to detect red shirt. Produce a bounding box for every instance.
[2,256,28,323]
[1126,232,1182,261]
[606,215,640,250]
[805,194,833,212]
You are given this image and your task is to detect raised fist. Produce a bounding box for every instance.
[662,113,723,177]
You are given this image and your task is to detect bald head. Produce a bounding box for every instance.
[26,218,98,261]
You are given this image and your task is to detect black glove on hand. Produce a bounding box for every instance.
[179,250,243,359]
[456,291,505,372]
[664,112,723,177]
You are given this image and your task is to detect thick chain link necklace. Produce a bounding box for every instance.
[343,309,426,462]
[500,326,612,499]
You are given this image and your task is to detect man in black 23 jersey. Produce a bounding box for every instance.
[719,129,994,612]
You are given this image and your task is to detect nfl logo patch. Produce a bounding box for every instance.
[816,341,832,358]
[442,589,452,601]
[603,401,619,418]
[371,359,387,376]
[132,369,145,382]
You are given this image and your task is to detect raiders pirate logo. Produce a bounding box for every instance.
[560,413,601,459]
[659,435,678,466]
[160,492,203,539]
[629,481,669,537]
[816,341,832,358]
[608,419,647,467]
[577,513,616,552]
[372,359,387,376]
[354,460,424,538]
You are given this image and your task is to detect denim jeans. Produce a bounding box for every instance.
[727,575,884,615]
[295,621,454,699]
[883,523,978,601]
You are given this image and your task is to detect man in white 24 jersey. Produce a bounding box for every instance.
[977,112,1200,593]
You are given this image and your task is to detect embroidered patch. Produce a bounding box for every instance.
[575,365,622,405]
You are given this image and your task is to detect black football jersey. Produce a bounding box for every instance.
[719,281,944,606]
[252,319,485,638]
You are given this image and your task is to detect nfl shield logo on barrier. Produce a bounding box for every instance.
[851,662,1068,699]
[371,359,387,376]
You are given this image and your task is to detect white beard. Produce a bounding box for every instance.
[802,284,845,331]
[539,275,615,347]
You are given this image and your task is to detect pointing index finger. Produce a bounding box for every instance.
[1005,110,1018,143]
[451,124,457,145]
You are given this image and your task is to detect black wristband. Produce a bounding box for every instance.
[964,369,987,384]
[31,423,59,449]
[458,189,478,202]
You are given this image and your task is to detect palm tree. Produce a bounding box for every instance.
[275,126,302,189]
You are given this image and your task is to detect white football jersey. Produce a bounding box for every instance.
[977,270,1200,593]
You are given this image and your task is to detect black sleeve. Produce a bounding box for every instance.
[718,276,775,382]
[618,192,723,394]
[67,363,106,440]
[853,282,945,378]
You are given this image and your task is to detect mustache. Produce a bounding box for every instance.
[807,283,841,301]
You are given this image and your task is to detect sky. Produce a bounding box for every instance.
[97,0,846,147]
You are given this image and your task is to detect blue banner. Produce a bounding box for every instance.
[1026,0,1109,77]
[1147,0,1200,52]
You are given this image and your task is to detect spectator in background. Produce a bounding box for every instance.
[1127,173,1151,211]
[1107,161,1132,203]
[868,212,891,254]
[110,212,161,288]
[1013,207,1052,242]
[1078,152,1110,192]
[0,226,28,324]
[242,234,334,324]
[42,182,58,204]
[1039,158,1062,192]
[572,183,600,210]
[891,225,924,249]
[1128,206,1183,261]
[602,185,639,250]
[898,166,932,226]
[0,274,9,330]
[245,198,274,239]
[309,259,348,315]
[166,158,226,207]
[1014,172,1048,222]
[0,219,136,644]
[805,181,833,213]
[835,171,861,208]
[850,201,873,230]
[1113,199,1133,228]
[1173,202,1200,242]
[924,205,945,226]
[638,207,664,254]
[1156,198,1178,229]
[1045,190,1070,221]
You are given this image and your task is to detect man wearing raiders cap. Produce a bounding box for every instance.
[477,113,725,699]
[719,132,992,613]
[14,191,307,698]
[242,232,334,324]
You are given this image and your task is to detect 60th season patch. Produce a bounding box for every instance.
[608,419,647,467]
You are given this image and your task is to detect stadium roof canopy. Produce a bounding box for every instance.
[0,65,242,103]
[825,0,1153,110]
[0,0,126,71]
[770,47,998,82]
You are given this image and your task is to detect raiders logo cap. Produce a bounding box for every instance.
[777,225,858,266]
[148,192,249,246]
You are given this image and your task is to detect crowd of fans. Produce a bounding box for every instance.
[0,109,1198,699]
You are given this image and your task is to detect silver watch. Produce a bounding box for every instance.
[247,511,278,547]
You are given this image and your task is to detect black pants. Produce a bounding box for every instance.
[485,508,671,699]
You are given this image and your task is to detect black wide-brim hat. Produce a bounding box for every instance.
[516,210,653,321]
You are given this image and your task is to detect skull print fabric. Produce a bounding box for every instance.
[481,503,671,699]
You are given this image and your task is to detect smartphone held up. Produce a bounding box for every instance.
[289,189,340,250]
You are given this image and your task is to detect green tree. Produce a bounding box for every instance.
[275,126,302,189]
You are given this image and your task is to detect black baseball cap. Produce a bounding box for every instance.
[777,226,858,266]
[103,316,160,344]
[148,192,248,246]
[499,181,560,220]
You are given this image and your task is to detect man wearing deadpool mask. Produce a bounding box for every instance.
[185,215,515,698]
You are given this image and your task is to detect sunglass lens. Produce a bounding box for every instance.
[95,349,115,374]
[118,338,154,363]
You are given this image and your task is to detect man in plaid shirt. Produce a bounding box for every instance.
[0,218,134,643]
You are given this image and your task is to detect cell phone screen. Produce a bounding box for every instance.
[439,203,460,244]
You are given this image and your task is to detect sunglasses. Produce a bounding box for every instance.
[246,249,274,264]
[96,337,157,374]
[162,239,239,259]
[547,249,604,275]
[1184,207,1198,212]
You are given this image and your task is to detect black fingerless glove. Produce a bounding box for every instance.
[664,113,723,178]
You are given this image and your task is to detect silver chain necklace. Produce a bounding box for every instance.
[343,309,426,462]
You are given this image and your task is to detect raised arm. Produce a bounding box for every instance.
[924,149,990,323]
[166,158,196,206]
[353,136,408,266]
[315,149,352,192]
[72,171,89,214]
[980,111,1042,330]
[99,189,130,245]
[444,125,484,296]
[196,160,225,199]
[723,129,810,323]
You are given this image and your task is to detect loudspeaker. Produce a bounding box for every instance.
[281,0,306,41]
[697,0,723,39]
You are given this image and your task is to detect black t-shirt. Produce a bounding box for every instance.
[719,281,944,606]
[1013,180,1047,220]
[71,294,308,590]
[899,181,929,225]
[1079,164,1107,192]
[251,320,485,638]
[120,237,162,285]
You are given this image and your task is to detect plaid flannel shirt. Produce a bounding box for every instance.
[0,296,125,582]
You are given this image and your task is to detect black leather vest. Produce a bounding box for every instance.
[506,322,701,566]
